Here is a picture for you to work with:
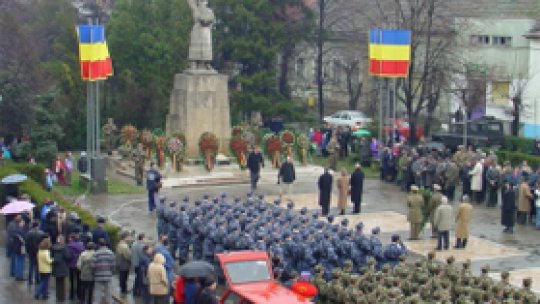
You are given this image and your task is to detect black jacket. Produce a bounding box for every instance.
[51,244,72,277]
[247,152,264,174]
[25,228,45,257]
[278,162,295,183]
[318,172,333,206]
[350,169,365,203]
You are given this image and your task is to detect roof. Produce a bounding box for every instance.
[229,281,312,304]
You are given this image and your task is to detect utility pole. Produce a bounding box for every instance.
[317,0,325,121]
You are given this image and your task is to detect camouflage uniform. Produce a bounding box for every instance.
[132,143,146,185]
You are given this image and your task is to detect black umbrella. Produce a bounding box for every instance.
[179,260,215,278]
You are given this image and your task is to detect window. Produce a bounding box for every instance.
[225,260,271,284]
[470,35,490,46]
[491,81,510,105]
[492,36,512,47]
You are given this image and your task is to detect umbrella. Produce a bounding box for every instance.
[179,260,215,278]
[1,174,27,184]
[0,199,35,215]
[352,129,371,137]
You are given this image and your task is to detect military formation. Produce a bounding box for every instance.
[154,192,407,283]
[314,252,538,304]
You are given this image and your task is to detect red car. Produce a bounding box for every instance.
[384,118,424,140]
[217,251,313,304]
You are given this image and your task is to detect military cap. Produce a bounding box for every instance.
[343,259,353,267]
[391,234,400,242]
[523,277,532,287]
[355,222,364,231]
[203,193,210,199]
[182,195,190,202]
[446,256,455,264]
[234,196,241,202]
[481,264,490,273]
[367,257,376,265]
[501,271,510,280]
[169,201,177,207]
[311,210,319,219]
[286,200,294,209]
[340,218,349,227]
[273,199,280,206]
[433,184,441,191]
[327,214,334,223]
[427,251,436,260]
[411,185,419,191]
[257,193,264,199]
[371,226,380,234]
[194,200,202,206]
[159,195,166,202]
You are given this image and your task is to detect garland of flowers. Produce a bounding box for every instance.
[265,134,282,168]
[199,132,218,171]
[230,136,248,170]
[231,126,243,137]
[155,136,166,169]
[280,130,295,158]
[167,137,184,172]
[296,133,310,165]
[141,130,154,159]
[120,125,139,147]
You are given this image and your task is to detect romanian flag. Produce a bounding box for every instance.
[76,25,113,81]
[369,28,411,77]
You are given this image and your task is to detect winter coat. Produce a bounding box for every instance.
[336,175,350,210]
[148,253,168,296]
[77,250,95,281]
[115,240,131,271]
[91,246,116,282]
[318,172,333,207]
[434,203,453,231]
[38,249,53,274]
[25,228,45,259]
[470,162,483,191]
[501,187,517,227]
[51,243,72,277]
[67,240,85,269]
[196,288,218,304]
[350,169,364,204]
[518,182,532,212]
[278,161,295,184]
[455,202,473,239]
[407,193,424,224]
[247,152,264,174]
[428,192,443,222]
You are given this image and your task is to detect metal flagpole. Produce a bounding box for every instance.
[378,28,383,148]
[392,78,397,145]
[95,80,100,156]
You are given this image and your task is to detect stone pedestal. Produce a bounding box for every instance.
[166,70,231,157]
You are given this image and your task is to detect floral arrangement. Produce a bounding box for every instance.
[167,136,185,172]
[280,130,295,145]
[232,126,243,137]
[297,133,310,165]
[120,125,138,147]
[242,130,256,147]
[199,132,218,171]
[265,135,282,168]
[230,137,248,169]
[140,130,154,158]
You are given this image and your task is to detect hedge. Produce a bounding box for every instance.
[502,136,535,153]
[495,150,540,168]
[0,163,120,247]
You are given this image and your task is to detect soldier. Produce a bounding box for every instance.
[369,227,384,270]
[102,117,118,155]
[407,185,424,240]
[155,195,167,237]
[145,161,161,213]
[520,277,537,303]
[428,184,444,238]
[165,201,179,259]
[132,143,145,186]
[327,134,339,171]
[177,209,192,264]
[383,234,407,267]
[485,161,500,207]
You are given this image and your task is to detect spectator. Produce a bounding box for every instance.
[155,236,174,288]
[174,275,186,304]
[148,253,169,304]
[25,220,45,285]
[139,245,153,304]
[518,176,533,225]
[116,231,132,294]
[501,182,517,233]
[53,155,66,185]
[195,278,218,304]
[434,196,452,251]
[317,168,333,216]
[350,163,365,214]
[77,242,96,304]
[11,218,26,281]
[67,233,85,301]
[35,238,53,300]
[6,215,21,274]
[92,217,110,248]
[44,169,53,192]
[383,234,407,267]
[52,235,72,302]
[64,152,74,186]
[131,233,146,297]
[535,181,540,229]
[91,238,116,304]
[469,158,483,204]
[78,151,88,174]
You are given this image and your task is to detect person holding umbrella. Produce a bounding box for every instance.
[195,277,218,304]
[179,260,215,304]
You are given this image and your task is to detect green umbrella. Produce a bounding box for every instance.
[352,129,371,137]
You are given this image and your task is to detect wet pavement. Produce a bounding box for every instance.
[2,164,540,302]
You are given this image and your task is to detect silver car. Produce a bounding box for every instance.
[323,110,372,128]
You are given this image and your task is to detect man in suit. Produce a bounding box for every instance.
[247,146,264,191]
[455,195,473,249]
[318,168,333,216]
[350,163,365,214]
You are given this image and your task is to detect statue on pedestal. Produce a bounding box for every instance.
[187,0,215,71]
[102,117,118,155]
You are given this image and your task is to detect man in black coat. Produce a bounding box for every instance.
[501,182,517,233]
[318,168,333,216]
[247,146,264,191]
[278,156,296,197]
[25,220,45,285]
[350,163,365,214]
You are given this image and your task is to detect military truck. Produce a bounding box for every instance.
[431,117,505,151]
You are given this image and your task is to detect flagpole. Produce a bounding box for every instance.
[378,28,383,151]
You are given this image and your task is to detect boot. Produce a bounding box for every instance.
[454,238,462,249]
[462,238,468,248]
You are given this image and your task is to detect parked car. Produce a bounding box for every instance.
[217,251,312,304]
[323,110,372,129]
[384,118,424,140]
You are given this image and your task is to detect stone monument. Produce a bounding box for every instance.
[166,0,231,157]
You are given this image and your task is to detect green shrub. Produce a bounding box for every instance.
[0,165,120,248]
[6,162,46,186]
[496,150,540,168]
[503,136,534,153]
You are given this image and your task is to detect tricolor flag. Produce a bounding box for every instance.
[369,28,411,78]
[76,25,113,81]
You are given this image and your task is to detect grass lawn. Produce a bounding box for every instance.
[311,155,380,178]
[54,170,144,197]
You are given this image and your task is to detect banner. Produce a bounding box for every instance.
[369,28,411,78]
[76,25,113,81]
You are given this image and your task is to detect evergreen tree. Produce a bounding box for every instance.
[30,92,65,162]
